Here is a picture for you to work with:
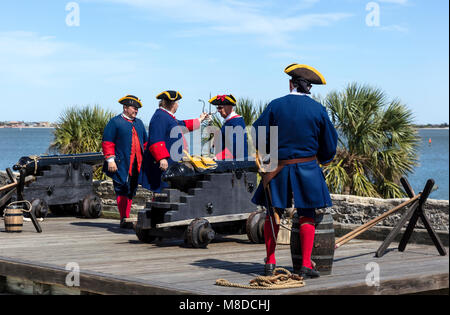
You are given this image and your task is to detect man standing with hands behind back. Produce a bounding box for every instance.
[252,64,338,278]
[102,95,148,229]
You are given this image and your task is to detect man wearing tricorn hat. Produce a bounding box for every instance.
[140,90,209,192]
[252,64,338,278]
[209,94,248,160]
[102,95,148,229]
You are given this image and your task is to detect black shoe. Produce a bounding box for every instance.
[120,218,134,229]
[264,264,276,276]
[299,266,320,279]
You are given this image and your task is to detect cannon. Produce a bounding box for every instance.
[134,160,267,248]
[7,152,105,219]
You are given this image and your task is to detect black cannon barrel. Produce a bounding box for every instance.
[161,160,258,193]
[162,160,258,182]
[13,152,105,176]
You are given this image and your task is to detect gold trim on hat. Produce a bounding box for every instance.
[208,95,237,105]
[284,64,327,85]
[118,95,143,108]
[156,91,182,101]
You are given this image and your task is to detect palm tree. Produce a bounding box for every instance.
[322,83,419,198]
[50,105,115,179]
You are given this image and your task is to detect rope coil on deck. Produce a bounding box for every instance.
[215,268,305,290]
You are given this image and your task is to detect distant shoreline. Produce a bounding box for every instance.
[0,127,55,129]
[1,127,448,130]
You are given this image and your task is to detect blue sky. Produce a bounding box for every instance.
[0,0,448,124]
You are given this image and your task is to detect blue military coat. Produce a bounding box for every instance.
[140,108,200,192]
[102,114,148,188]
[216,114,249,160]
[251,93,338,209]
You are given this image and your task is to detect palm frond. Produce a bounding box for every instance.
[324,83,419,198]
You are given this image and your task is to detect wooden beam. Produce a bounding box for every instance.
[0,256,195,295]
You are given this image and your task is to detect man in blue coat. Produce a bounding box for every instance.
[140,90,208,193]
[102,95,148,228]
[209,94,248,160]
[252,64,338,278]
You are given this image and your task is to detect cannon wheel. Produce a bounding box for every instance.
[135,225,156,244]
[185,218,216,248]
[246,210,266,244]
[81,194,103,218]
[31,199,49,219]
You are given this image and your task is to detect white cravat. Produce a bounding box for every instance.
[225,111,238,122]
[122,113,135,121]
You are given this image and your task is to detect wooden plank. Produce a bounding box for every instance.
[0,256,195,295]
[0,217,447,295]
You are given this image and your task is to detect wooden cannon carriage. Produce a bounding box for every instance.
[134,160,267,248]
[0,153,105,219]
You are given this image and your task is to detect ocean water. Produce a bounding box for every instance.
[0,128,448,200]
[406,129,449,200]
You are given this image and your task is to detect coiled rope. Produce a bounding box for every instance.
[215,268,305,290]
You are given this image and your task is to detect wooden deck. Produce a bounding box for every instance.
[0,217,448,295]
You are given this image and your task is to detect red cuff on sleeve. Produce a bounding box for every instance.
[149,141,170,162]
[215,148,234,161]
[102,141,116,159]
[184,119,200,132]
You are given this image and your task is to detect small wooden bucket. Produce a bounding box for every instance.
[3,201,31,233]
[290,213,335,276]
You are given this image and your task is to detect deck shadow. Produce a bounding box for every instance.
[333,250,382,262]
[191,258,293,276]
[70,222,135,235]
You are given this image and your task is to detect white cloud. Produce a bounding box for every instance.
[91,0,352,46]
[0,31,139,87]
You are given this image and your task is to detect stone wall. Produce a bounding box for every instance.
[93,180,154,219]
[330,194,449,232]
[0,171,9,185]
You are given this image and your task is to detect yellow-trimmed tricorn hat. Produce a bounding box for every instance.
[119,95,143,108]
[284,64,327,85]
[156,90,182,102]
[209,94,237,106]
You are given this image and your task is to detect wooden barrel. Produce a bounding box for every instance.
[4,205,24,233]
[290,213,335,276]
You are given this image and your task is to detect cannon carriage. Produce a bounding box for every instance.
[0,153,105,219]
[134,160,267,248]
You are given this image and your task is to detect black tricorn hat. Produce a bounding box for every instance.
[156,90,183,102]
[284,64,327,85]
[118,95,143,108]
[209,94,237,106]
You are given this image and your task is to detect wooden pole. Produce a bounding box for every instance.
[335,194,421,249]
[0,177,35,193]
[0,182,19,193]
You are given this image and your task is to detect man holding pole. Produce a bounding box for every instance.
[252,64,338,278]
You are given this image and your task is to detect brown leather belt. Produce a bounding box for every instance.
[262,156,317,188]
